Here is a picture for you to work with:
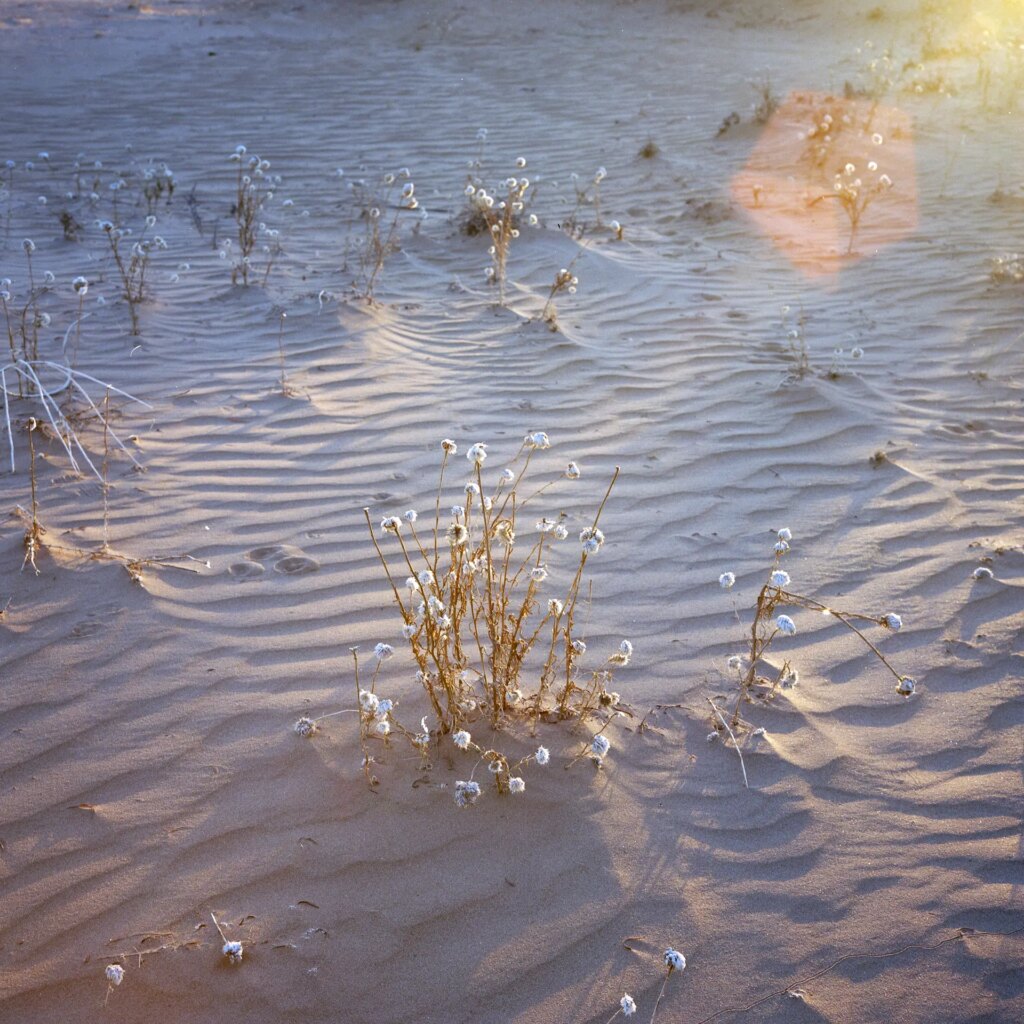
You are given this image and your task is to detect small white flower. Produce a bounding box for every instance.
[500,468,515,483]
[467,442,488,465]
[727,654,744,671]
[454,780,481,807]
[294,716,317,737]
[453,730,472,750]
[376,698,394,715]
[402,623,417,639]
[619,640,633,658]
[571,638,587,655]
[883,613,902,631]
[580,526,605,553]
[509,776,526,794]
[359,690,379,713]
[565,461,581,479]
[664,948,686,972]
[776,615,797,636]
[530,565,549,583]
[105,964,125,986]
[777,528,793,542]
[465,482,480,496]
[548,599,564,616]
[380,516,401,534]
[403,509,418,523]
[375,719,391,736]
[591,734,611,758]
[620,994,636,1017]
[774,540,790,553]
[719,572,736,589]
[770,570,790,588]
[418,569,435,587]
[851,347,864,359]
[525,431,551,449]
[535,746,550,765]
[374,642,394,660]
[222,940,244,965]
[441,438,458,454]
[972,566,994,580]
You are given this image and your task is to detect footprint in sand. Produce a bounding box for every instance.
[70,618,105,638]
[69,603,125,638]
[227,544,319,580]
[228,560,266,581]
[273,554,319,575]
[247,544,287,561]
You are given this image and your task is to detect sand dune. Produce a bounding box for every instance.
[1,0,1022,1021]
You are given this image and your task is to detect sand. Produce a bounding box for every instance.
[1,0,1022,1021]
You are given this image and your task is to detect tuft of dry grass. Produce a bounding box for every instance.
[351,169,419,302]
[298,436,635,804]
[717,529,913,760]
[462,160,534,304]
[364,435,625,734]
[228,145,278,286]
[102,216,164,335]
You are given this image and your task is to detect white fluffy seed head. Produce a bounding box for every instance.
[776,614,797,636]
[222,940,243,965]
[105,964,125,986]
[454,779,481,807]
[719,572,736,589]
[535,746,550,765]
[896,676,916,697]
[664,948,686,972]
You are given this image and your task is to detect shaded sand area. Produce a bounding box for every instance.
[1,0,1022,1020]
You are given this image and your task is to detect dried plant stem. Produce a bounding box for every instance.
[101,388,111,551]
[362,508,409,619]
[648,967,677,1024]
[276,311,289,394]
[22,417,43,574]
[708,697,748,788]
[781,591,903,682]
[209,913,228,944]
[432,451,449,573]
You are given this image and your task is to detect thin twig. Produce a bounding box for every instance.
[707,697,748,788]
